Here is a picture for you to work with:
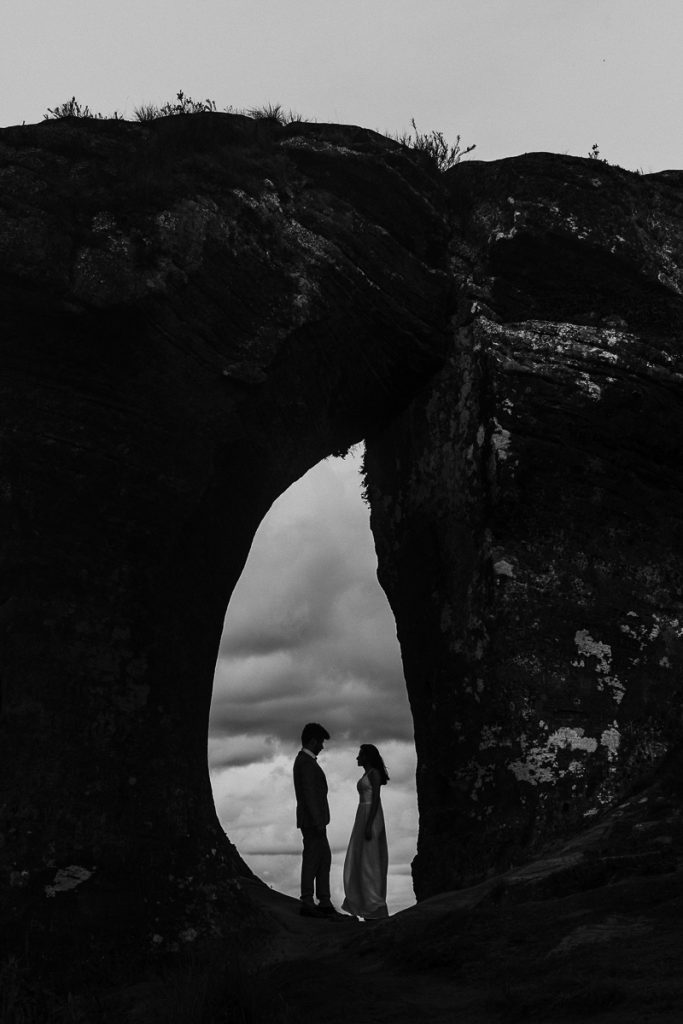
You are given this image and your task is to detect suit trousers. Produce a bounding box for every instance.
[300,826,331,904]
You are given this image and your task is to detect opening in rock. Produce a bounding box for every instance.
[208,446,418,912]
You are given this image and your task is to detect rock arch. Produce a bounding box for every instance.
[0,115,681,960]
[0,114,451,955]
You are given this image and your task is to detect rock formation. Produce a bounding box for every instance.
[365,154,683,898]
[0,113,452,958]
[0,113,681,978]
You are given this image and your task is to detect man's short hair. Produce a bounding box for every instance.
[301,722,330,746]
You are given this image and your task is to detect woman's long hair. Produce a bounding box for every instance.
[360,744,390,785]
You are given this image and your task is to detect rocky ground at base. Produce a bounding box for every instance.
[5,772,681,1023]
[241,775,683,1023]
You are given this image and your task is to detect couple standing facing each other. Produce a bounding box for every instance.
[293,722,390,920]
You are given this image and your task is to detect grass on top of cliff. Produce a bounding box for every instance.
[389,117,476,171]
[43,92,475,174]
[43,92,302,125]
[39,97,296,211]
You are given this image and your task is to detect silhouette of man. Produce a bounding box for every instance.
[293,722,336,917]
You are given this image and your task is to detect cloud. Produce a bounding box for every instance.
[207,733,282,770]
[209,449,412,753]
[208,450,419,912]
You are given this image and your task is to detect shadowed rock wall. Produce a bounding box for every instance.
[1,116,681,960]
[0,114,452,954]
[364,154,683,898]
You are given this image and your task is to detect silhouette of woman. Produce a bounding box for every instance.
[342,743,389,919]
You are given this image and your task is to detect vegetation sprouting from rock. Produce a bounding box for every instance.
[395,117,476,171]
[44,96,124,120]
[43,90,305,127]
[42,93,474,174]
[134,90,218,120]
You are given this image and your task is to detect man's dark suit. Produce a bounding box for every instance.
[293,748,331,905]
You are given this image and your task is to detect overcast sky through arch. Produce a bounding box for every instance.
[208,448,419,912]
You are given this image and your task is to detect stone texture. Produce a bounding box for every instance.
[0,114,451,958]
[1,113,682,984]
[364,153,683,898]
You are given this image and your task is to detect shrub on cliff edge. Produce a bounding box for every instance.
[397,117,476,172]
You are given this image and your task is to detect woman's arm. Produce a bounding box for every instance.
[365,769,381,840]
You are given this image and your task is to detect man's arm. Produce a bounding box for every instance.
[299,759,326,829]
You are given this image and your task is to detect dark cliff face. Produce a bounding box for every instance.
[0,114,681,963]
[0,114,451,953]
[364,153,683,898]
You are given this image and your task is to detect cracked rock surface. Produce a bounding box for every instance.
[364,153,683,898]
[0,118,681,1013]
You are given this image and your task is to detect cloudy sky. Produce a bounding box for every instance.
[208,448,419,912]
[4,0,681,912]
[3,1,683,172]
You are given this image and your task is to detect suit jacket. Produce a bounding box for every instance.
[293,749,330,830]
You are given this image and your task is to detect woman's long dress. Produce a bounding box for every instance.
[341,772,389,919]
